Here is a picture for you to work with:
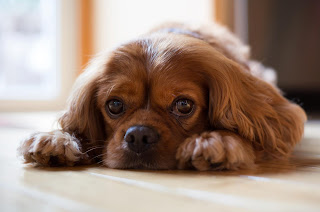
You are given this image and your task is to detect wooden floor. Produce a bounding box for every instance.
[1,112,320,212]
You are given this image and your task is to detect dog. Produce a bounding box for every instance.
[18,22,307,171]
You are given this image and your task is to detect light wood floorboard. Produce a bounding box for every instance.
[1,113,319,211]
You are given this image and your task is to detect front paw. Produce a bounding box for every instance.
[18,130,87,166]
[176,131,255,171]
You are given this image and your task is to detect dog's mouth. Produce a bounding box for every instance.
[104,145,177,170]
[105,144,175,170]
[122,148,162,169]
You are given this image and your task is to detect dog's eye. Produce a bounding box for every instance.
[106,99,124,116]
[174,99,194,115]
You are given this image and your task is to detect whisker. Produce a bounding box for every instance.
[91,153,107,161]
[82,146,105,154]
[96,160,104,165]
[96,160,106,167]
[96,160,104,164]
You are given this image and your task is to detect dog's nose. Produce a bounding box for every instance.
[124,125,159,153]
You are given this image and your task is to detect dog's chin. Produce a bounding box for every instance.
[104,150,176,170]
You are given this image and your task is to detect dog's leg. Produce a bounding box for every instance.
[176,130,255,171]
[18,130,90,166]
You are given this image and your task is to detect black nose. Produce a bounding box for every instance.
[124,125,159,153]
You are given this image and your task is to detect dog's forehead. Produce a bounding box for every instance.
[105,66,206,109]
[107,65,204,97]
[110,38,204,79]
[108,35,206,78]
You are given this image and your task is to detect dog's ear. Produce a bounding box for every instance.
[58,58,107,144]
[205,56,306,159]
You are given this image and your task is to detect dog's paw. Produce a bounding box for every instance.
[18,130,87,166]
[176,131,255,171]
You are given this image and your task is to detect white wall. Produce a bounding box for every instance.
[92,0,214,54]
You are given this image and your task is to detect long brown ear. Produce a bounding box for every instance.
[206,57,307,159]
[59,58,107,145]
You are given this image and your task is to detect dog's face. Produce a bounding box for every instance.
[61,33,263,169]
[95,35,211,169]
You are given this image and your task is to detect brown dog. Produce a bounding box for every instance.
[18,23,306,171]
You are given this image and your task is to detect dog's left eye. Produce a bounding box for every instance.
[173,99,194,116]
[106,99,124,116]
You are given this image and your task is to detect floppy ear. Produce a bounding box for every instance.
[59,58,107,145]
[206,57,307,159]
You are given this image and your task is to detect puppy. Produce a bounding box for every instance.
[18,23,307,171]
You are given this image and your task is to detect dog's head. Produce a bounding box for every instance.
[59,31,306,169]
[99,35,218,169]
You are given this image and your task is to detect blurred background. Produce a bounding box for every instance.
[0,0,319,118]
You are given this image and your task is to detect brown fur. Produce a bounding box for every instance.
[18,22,306,170]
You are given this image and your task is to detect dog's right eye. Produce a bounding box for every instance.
[106,99,125,117]
[171,97,195,117]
